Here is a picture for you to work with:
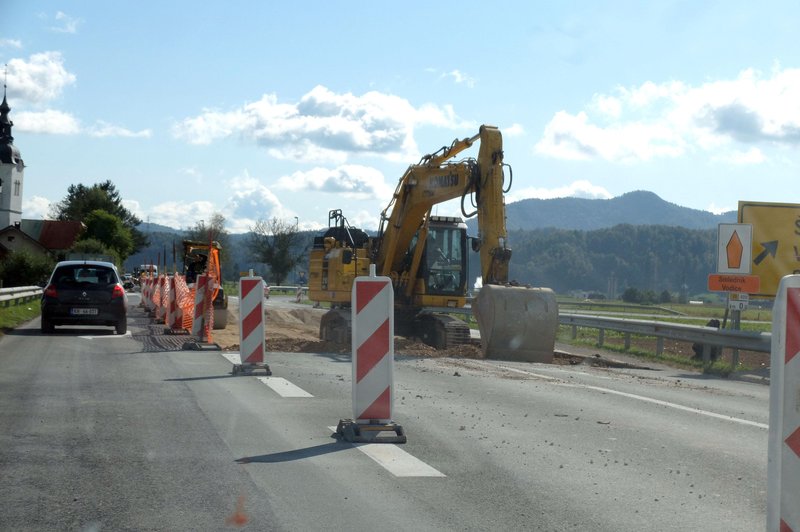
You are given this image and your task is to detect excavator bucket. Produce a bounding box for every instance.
[472,285,558,363]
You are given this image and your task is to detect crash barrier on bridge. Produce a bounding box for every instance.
[0,286,42,307]
[336,266,406,443]
[231,276,271,376]
[767,274,800,531]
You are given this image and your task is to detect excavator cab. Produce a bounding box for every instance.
[420,217,467,297]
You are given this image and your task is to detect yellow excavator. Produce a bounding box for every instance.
[308,125,558,362]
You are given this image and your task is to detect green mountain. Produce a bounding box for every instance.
[484,190,735,231]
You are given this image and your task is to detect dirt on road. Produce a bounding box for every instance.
[212,305,485,358]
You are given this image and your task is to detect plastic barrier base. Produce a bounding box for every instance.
[232,363,271,376]
[163,327,190,336]
[336,419,406,444]
[181,341,221,351]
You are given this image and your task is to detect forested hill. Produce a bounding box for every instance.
[504,225,715,295]
[471,190,736,231]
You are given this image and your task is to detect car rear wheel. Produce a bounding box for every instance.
[115,320,127,335]
[41,317,54,334]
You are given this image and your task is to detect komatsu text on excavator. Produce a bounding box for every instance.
[308,125,558,362]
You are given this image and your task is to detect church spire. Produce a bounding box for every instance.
[0,65,21,165]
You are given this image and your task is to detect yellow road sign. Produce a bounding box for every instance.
[738,201,800,297]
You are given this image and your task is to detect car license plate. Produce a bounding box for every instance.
[71,308,99,316]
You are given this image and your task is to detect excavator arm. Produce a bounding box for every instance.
[374,125,557,363]
[376,125,511,286]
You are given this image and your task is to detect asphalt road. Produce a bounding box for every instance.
[0,294,769,531]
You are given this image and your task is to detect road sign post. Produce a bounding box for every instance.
[767,275,800,531]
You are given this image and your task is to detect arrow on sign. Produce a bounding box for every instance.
[754,240,778,265]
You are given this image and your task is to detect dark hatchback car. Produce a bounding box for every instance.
[41,260,128,334]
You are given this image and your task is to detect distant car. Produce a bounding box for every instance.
[41,260,128,334]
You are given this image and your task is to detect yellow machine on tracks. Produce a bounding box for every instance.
[308,125,557,362]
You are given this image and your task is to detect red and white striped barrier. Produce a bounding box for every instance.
[336,267,404,443]
[192,274,210,341]
[768,274,800,532]
[239,276,265,364]
[165,275,182,330]
[352,272,394,423]
[156,275,168,320]
[231,276,270,375]
[142,276,152,310]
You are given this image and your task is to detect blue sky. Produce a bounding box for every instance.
[2,1,799,233]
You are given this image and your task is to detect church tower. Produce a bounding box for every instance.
[0,78,24,229]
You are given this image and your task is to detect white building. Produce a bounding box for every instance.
[0,84,24,229]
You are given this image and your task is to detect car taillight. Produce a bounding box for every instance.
[44,284,57,298]
[112,284,125,298]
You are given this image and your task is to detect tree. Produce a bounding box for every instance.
[83,210,134,260]
[0,251,54,287]
[69,238,121,265]
[621,287,643,304]
[50,180,148,253]
[659,290,673,304]
[248,217,303,285]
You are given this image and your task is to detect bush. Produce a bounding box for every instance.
[0,251,55,287]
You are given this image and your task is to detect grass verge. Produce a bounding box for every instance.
[0,303,41,335]
[557,327,750,377]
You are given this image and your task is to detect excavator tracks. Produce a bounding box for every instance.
[320,308,472,350]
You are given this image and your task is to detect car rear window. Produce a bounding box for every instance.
[52,265,118,287]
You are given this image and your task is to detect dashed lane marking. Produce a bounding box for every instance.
[218,352,313,397]
[327,426,446,477]
[219,352,242,365]
[257,377,313,397]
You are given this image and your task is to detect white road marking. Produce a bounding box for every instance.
[470,360,768,430]
[257,377,313,397]
[79,332,132,339]
[572,383,770,430]
[220,352,242,365]
[327,426,446,477]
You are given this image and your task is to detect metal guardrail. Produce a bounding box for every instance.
[422,307,772,358]
[559,312,772,354]
[0,286,43,307]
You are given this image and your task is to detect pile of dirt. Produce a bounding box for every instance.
[215,305,484,358]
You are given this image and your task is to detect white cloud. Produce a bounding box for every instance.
[536,66,800,163]
[275,165,392,201]
[147,200,217,231]
[442,69,476,88]
[50,11,82,34]
[121,199,144,220]
[88,121,152,138]
[222,172,294,233]
[0,39,23,49]
[172,85,467,162]
[15,109,80,134]
[706,202,735,215]
[713,147,766,165]
[506,179,613,203]
[503,123,525,137]
[15,111,150,138]
[6,51,76,103]
[22,196,53,219]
